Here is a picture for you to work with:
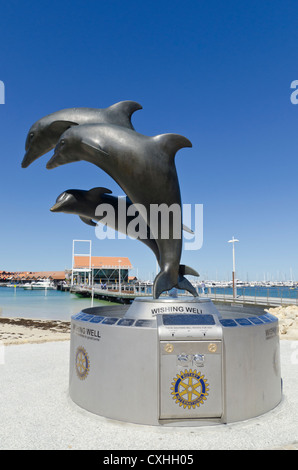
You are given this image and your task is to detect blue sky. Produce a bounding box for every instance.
[0,0,298,281]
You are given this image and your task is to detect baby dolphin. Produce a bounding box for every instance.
[47,124,199,298]
[51,187,160,262]
[22,100,142,168]
[50,187,198,285]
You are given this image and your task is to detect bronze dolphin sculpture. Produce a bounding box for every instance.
[50,187,197,287]
[22,100,142,168]
[46,124,199,298]
[51,186,160,261]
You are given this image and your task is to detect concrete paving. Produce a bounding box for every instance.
[0,340,297,450]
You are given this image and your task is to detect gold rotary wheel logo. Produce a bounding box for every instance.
[171,369,209,409]
[75,346,90,380]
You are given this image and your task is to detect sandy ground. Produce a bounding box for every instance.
[0,304,298,345]
[0,340,296,450]
[0,308,297,450]
[0,317,70,345]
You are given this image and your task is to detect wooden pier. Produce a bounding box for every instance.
[70,284,153,304]
[69,284,297,308]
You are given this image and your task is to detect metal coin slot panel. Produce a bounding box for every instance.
[177,353,205,368]
[159,340,223,420]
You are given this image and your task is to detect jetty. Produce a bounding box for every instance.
[70,284,153,304]
[70,283,298,307]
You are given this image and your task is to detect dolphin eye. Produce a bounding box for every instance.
[60,140,65,146]
[30,133,34,140]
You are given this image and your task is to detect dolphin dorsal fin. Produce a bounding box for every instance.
[48,120,79,133]
[87,187,113,199]
[154,133,192,158]
[79,216,97,227]
[106,101,142,129]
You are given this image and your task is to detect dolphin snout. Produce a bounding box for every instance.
[50,201,62,212]
[21,159,29,169]
[21,151,35,168]
[46,154,59,169]
[46,161,56,169]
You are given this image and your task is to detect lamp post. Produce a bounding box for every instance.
[228,236,239,299]
[118,259,122,294]
[91,264,94,307]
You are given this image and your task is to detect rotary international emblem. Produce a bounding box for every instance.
[171,369,209,409]
[75,346,90,380]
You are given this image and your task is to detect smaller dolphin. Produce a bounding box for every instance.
[22,100,142,168]
[50,187,199,292]
[50,187,160,262]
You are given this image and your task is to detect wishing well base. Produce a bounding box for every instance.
[69,297,282,426]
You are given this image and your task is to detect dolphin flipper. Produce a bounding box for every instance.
[79,216,97,226]
[182,225,194,234]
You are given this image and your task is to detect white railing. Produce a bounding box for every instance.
[71,283,298,307]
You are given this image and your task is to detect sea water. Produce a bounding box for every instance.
[0,287,115,321]
[1,285,297,322]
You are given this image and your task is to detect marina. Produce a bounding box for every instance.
[2,255,298,309]
[22,279,56,290]
[1,281,298,323]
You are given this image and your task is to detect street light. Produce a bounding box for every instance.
[91,264,94,307]
[228,236,239,299]
[118,259,122,294]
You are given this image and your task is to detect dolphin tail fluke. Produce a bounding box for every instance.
[154,265,200,298]
[179,265,199,277]
[107,101,142,130]
[176,274,198,297]
[153,270,176,299]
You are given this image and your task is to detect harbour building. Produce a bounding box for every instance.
[71,256,132,286]
[0,271,66,285]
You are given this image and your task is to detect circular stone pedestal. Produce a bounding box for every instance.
[69,297,282,426]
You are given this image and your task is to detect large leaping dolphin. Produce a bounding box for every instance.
[50,187,198,287]
[46,124,199,298]
[22,100,142,168]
